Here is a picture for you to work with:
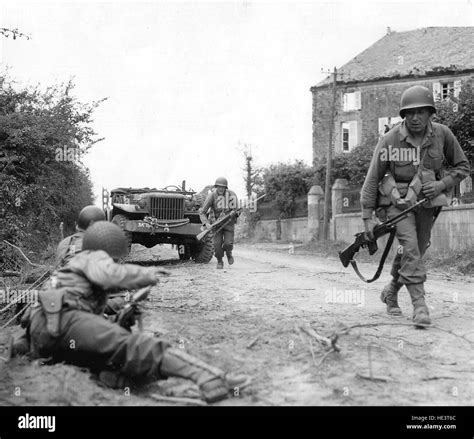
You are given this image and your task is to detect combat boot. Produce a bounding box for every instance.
[159,347,251,403]
[216,259,224,269]
[406,283,431,327]
[226,252,234,265]
[380,280,403,315]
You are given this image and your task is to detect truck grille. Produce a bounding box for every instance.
[150,197,184,220]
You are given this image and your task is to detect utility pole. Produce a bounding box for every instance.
[321,67,339,241]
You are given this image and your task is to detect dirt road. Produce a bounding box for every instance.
[1,242,473,406]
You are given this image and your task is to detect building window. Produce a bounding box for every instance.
[433,80,461,101]
[342,91,361,112]
[341,121,358,152]
[378,116,402,136]
[442,82,454,99]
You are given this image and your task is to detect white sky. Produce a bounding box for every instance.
[1,1,473,200]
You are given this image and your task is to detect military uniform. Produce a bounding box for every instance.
[199,187,239,267]
[56,231,84,267]
[19,221,249,402]
[361,88,470,324]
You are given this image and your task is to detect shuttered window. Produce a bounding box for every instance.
[341,121,358,152]
[342,91,361,111]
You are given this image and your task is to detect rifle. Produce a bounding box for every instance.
[196,193,266,241]
[339,198,428,282]
[115,285,152,331]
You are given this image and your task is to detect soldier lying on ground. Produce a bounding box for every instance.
[8,221,251,403]
[55,204,125,317]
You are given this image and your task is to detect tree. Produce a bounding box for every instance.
[314,138,377,190]
[0,28,30,40]
[0,75,104,258]
[240,143,264,198]
[433,80,474,169]
[262,160,315,218]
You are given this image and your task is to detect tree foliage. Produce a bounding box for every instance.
[314,139,377,190]
[0,75,104,258]
[433,80,474,168]
[262,160,315,217]
[0,27,30,40]
[241,144,264,198]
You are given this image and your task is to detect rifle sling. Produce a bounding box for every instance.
[349,229,396,283]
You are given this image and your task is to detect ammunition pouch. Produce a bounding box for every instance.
[378,171,425,210]
[420,169,451,208]
[38,288,65,338]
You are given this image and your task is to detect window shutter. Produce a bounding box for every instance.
[378,117,388,136]
[343,93,348,111]
[432,82,442,100]
[355,91,361,110]
[349,121,358,149]
[453,80,462,98]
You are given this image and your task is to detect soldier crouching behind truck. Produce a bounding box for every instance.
[199,177,239,269]
[16,221,250,403]
[361,85,470,327]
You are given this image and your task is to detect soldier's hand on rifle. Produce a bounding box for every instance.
[116,305,138,330]
[422,181,446,199]
[363,218,378,241]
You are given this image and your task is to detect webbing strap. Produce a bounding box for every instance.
[349,229,396,283]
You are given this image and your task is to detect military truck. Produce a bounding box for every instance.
[102,182,214,262]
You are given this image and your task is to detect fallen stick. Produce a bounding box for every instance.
[356,373,394,383]
[0,271,21,277]
[2,240,42,267]
[148,393,207,406]
[335,322,473,345]
[317,348,335,367]
[308,339,317,367]
[422,376,457,381]
[300,325,339,351]
[246,336,260,349]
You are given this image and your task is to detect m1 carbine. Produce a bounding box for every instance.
[196,193,266,241]
[339,198,428,282]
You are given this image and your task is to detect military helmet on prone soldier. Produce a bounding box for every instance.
[399,85,436,118]
[215,177,228,188]
[82,221,128,259]
[77,205,106,231]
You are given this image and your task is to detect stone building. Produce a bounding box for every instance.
[311,27,474,166]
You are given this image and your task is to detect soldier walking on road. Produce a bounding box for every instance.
[199,177,239,269]
[17,221,250,403]
[361,85,470,326]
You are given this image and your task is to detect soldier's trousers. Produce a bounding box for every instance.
[27,306,171,380]
[213,224,234,260]
[386,205,436,285]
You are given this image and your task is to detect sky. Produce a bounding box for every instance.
[1,0,473,200]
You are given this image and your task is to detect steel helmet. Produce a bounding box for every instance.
[214,177,228,188]
[82,221,128,259]
[399,85,436,118]
[77,205,106,231]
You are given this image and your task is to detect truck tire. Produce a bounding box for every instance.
[191,233,214,263]
[111,214,132,256]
